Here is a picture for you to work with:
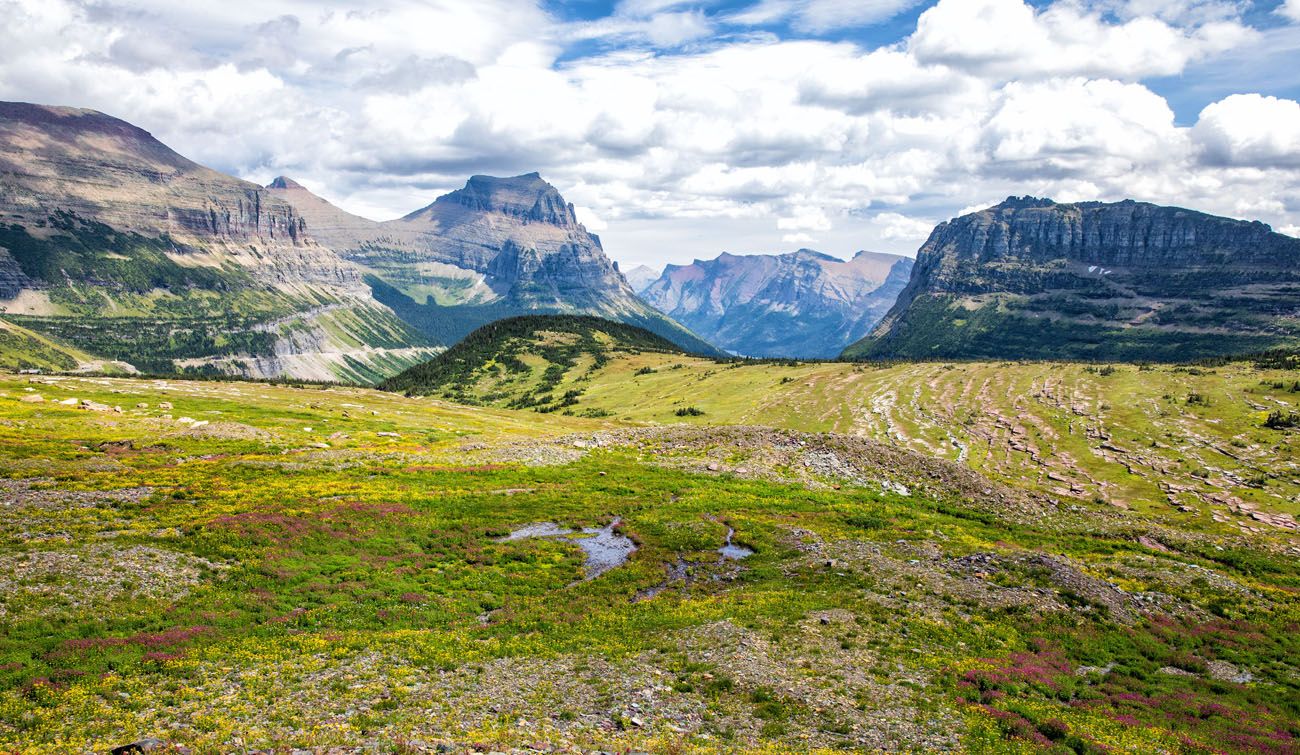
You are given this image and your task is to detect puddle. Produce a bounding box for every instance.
[718,527,754,560]
[499,520,637,580]
[636,527,753,602]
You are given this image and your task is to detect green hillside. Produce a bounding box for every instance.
[0,317,93,372]
[378,318,1300,530]
[379,315,688,406]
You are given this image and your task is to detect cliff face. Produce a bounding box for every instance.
[0,102,434,380]
[845,197,1300,361]
[641,249,913,358]
[270,173,719,354]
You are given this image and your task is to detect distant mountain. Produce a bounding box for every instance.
[269,173,718,355]
[623,264,661,292]
[379,314,686,406]
[0,102,437,381]
[641,249,913,358]
[844,197,1300,361]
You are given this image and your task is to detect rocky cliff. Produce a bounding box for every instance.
[0,102,436,380]
[641,249,913,358]
[270,173,718,354]
[845,197,1300,361]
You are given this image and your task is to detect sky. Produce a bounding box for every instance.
[1,0,1298,270]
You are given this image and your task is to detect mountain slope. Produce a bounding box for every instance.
[269,173,719,355]
[379,314,687,407]
[845,197,1300,361]
[0,102,437,380]
[642,249,913,358]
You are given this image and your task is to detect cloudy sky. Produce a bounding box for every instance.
[2,0,1299,268]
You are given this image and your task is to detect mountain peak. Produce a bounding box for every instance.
[267,176,305,190]
[433,172,577,227]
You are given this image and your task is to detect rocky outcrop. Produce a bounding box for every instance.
[641,249,913,358]
[845,197,1300,361]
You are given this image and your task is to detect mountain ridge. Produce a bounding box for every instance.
[845,196,1300,361]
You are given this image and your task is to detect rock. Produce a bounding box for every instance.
[706,462,720,472]
[19,394,43,403]
[136,402,149,408]
[79,399,113,412]
[158,402,173,410]
[59,397,78,405]
[1206,660,1252,684]
[111,737,166,754]
[377,431,401,438]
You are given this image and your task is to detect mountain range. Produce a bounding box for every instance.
[639,249,913,358]
[846,197,1300,361]
[0,102,713,380]
[2,100,1298,377]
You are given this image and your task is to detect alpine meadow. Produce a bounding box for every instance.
[1,1,1300,754]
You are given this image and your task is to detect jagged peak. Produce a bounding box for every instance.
[430,172,578,227]
[995,196,1058,210]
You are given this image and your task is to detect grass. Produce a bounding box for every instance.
[0,359,1296,752]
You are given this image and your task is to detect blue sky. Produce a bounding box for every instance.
[1,0,1298,267]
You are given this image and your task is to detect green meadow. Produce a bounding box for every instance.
[1,321,1298,753]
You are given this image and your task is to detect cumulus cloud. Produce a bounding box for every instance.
[873,212,935,242]
[777,206,833,232]
[910,0,1251,80]
[0,0,1293,266]
[1192,93,1300,168]
[978,78,1185,178]
[1280,0,1300,22]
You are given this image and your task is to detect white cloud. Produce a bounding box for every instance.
[910,0,1252,80]
[574,206,609,232]
[978,78,1185,177]
[0,0,1294,267]
[777,206,833,232]
[1192,94,1300,168]
[873,212,935,242]
[1078,0,1248,25]
[1280,0,1300,22]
